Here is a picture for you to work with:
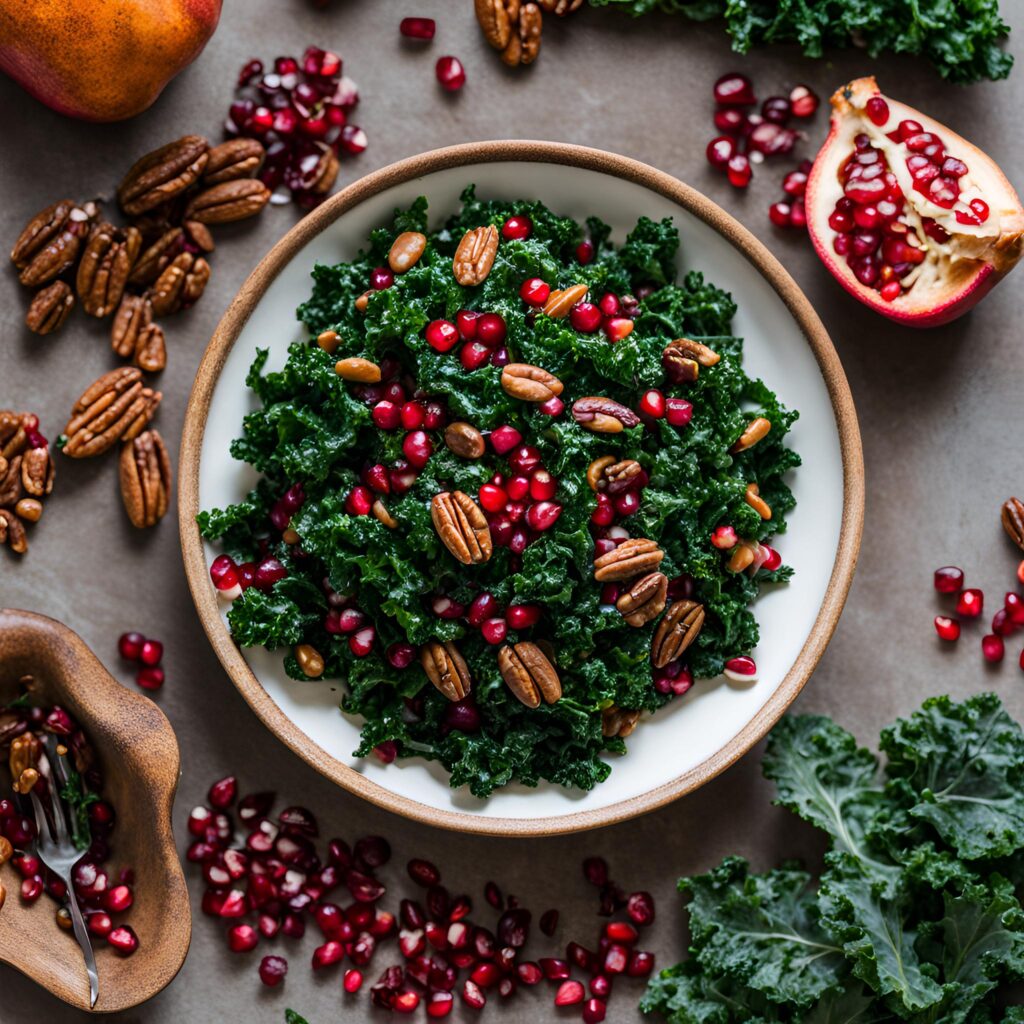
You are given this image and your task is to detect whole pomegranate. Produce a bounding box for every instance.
[806,76,1024,327]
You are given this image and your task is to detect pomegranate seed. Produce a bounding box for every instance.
[935,615,961,641]
[555,980,585,1006]
[471,961,501,988]
[569,302,602,333]
[604,943,629,973]
[603,317,634,343]
[349,626,376,657]
[583,998,607,1023]
[490,425,522,454]
[627,890,655,925]
[598,292,620,316]
[20,877,43,903]
[389,460,419,494]
[209,556,240,596]
[426,319,459,353]
[398,401,425,430]
[88,912,113,938]
[762,95,791,123]
[993,609,1014,637]
[506,475,530,501]
[227,923,259,953]
[436,56,465,91]
[462,980,486,1009]
[706,136,735,170]
[403,430,433,469]
[400,16,435,39]
[539,957,570,980]
[139,639,163,666]
[538,395,564,416]
[106,884,134,913]
[481,619,508,645]
[476,313,506,347]
[118,631,145,660]
[591,493,614,527]
[344,968,364,992]
[576,240,595,264]
[506,604,541,629]
[982,634,1005,663]
[502,215,532,240]
[727,153,752,188]
[517,960,544,985]
[711,525,738,549]
[789,84,818,118]
[460,342,491,370]
[865,95,890,126]
[936,565,963,593]
[627,950,656,976]
[520,277,550,306]
[1006,593,1024,626]
[394,992,421,1013]
[957,588,984,617]
[345,486,373,516]
[259,954,288,986]
[137,666,164,690]
[372,401,402,430]
[371,266,394,290]
[457,309,480,340]
[427,991,454,1017]
[606,921,638,943]
[714,72,755,106]
[714,107,747,134]
[723,655,757,682]
[508,445,542,474]
[478,484,509,513]
[664,398,693,427]
[526,500,562,532]
[782,169,808,196]
[583,856,608,886]
[614,491,641,517]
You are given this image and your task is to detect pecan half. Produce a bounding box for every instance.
[11,200,93,286]
[501,363,564,402]
[119,429,171,528]
[184,219,216,253]
[731,417,771,453]
[9,732,40,777]
[475,0,512,49]
[444,422,486,460]
[388,231,427,274]
[0,413,28,459]
[498,642,561,708]
[593,537,664,582]
[616,572,668,627]
[1002,497,1024,552]
[111,294,153,358]
[651,599,705,669]
[118,135,209,216]
[25,281,75,335]
[335,358,382,383]
[666,336,720,367]
[12,199,74,268]
[21,446,54,498]
[602,706,640,738]
[15,498,42,523]
[542,283,588,319]
[129,228,185,287]
[515,3,543,65]
[134,323,167,373]
[453,225,499,287]
[76,222,142,317]
[662,346,699,384]
[307,146,340,195]
[744,482,772,520]
[587,456,616,491]
[372,499,397,529]
[421,641,472,701]
[0,508,27,554]
[602,459,642,494]
[431,490,493,565]
[0,456,23,507]
[184,179,271,224]
[149,252,210,316]
[63,367,161,458]
[202,138,266,184]
[572,396,640,434]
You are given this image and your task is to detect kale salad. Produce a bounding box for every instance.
[199,187,800,797]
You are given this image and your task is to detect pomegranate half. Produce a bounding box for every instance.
[806,76,1024,327]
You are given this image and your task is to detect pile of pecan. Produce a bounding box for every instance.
[0,412,55,555]
[474,0,583,67]
[10,135,270,373]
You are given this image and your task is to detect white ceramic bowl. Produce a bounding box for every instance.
[180,142,863,836]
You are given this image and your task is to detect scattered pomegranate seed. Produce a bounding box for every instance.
[982,634,1005,663]
[462,980,486,1009]
[139,639,163,666]
[555,980,585,1006]
[582,857,608,886]
[714,72,756,106]
[727,153,752,188]
[723,656,758,682]
[426,319,460,352]
[957,588,984,617]
[789,84,818,118]
[400,16,435,39]
[603,317,634,343]
[136,667,164,691]
[706,136,735,170]
[520,277,550,306]
[711,525,738,549]
[935,615,961,642]
[576,240,595,264]
[258,954,288,986]
[117,631,145,660]
[1006,593,1024,626]
[436,56,466,92]
[665,398,693,427]
[502,215,532,240]
[570,302,602,334]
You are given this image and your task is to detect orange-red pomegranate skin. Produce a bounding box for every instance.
[0,0,221,122]
[806,76,1024,328]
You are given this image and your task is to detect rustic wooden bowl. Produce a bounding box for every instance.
[0,608,190,1012]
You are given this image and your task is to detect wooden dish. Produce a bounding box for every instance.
[179,141,865,836]
[0,608,190,1012]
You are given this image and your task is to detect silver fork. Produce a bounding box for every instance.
[28,735,99,1008]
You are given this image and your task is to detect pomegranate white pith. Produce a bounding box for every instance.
[807,76,1024,326]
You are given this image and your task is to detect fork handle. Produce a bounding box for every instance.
[63,879,100,1009]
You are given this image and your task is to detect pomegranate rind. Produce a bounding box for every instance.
[807,76,1024,327]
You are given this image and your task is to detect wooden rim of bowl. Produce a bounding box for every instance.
[179,140,865,837]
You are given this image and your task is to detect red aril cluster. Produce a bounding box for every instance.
[186,779,657,1015]
[706,74,818,190]
[117,630,166,691]
[227,47,364,208]
[0,699,138,956]
[768,159,813,230]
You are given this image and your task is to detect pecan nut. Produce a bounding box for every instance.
[119,429,172,528]
[118,135,210,216]
[586,455,616,492]
[388,232,427,274]
[498,642,561,708]
[475,0,513,50]
[9,732,40,777]
[0,456,23,507]
[0,413,28,459]
[444,422,486,460]
[0,508,27,554]
[129,228,185,287]
[665,336,720,374]
[431,491,493,565]
[421,641,472,701]
[513,3,542,65]
[295,644,325,679]
[15,498,42,523]
[202,138,266,184]
[25,281,75,335]
[335,358,382,383]
[76,222,142,317]
[602,706,640,738]
[662,346,699,384]
[744,482,772,520]
[453,225,499,287]
[111,294,153,358]
[501,363,564,402]
[184,219,216,253]
[308,146,340,196]
[616,572,668,627]
[1002,497,1024,552]
[149,252,211,316]
[184,179,271,224]
[731,417,772,453]
[593,537,664,582]
[542,283,588,319]
[572,396,641,434]
[134,323,167,373]
[372,499,397,529]
[651,599,705,669]
[63,367,161,458]
[11,200,93,286]
[538,0,582,13]
[21,446,54,498]
[602,459,643,494]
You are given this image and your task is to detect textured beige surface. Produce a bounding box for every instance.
[2,0,1023,1019]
